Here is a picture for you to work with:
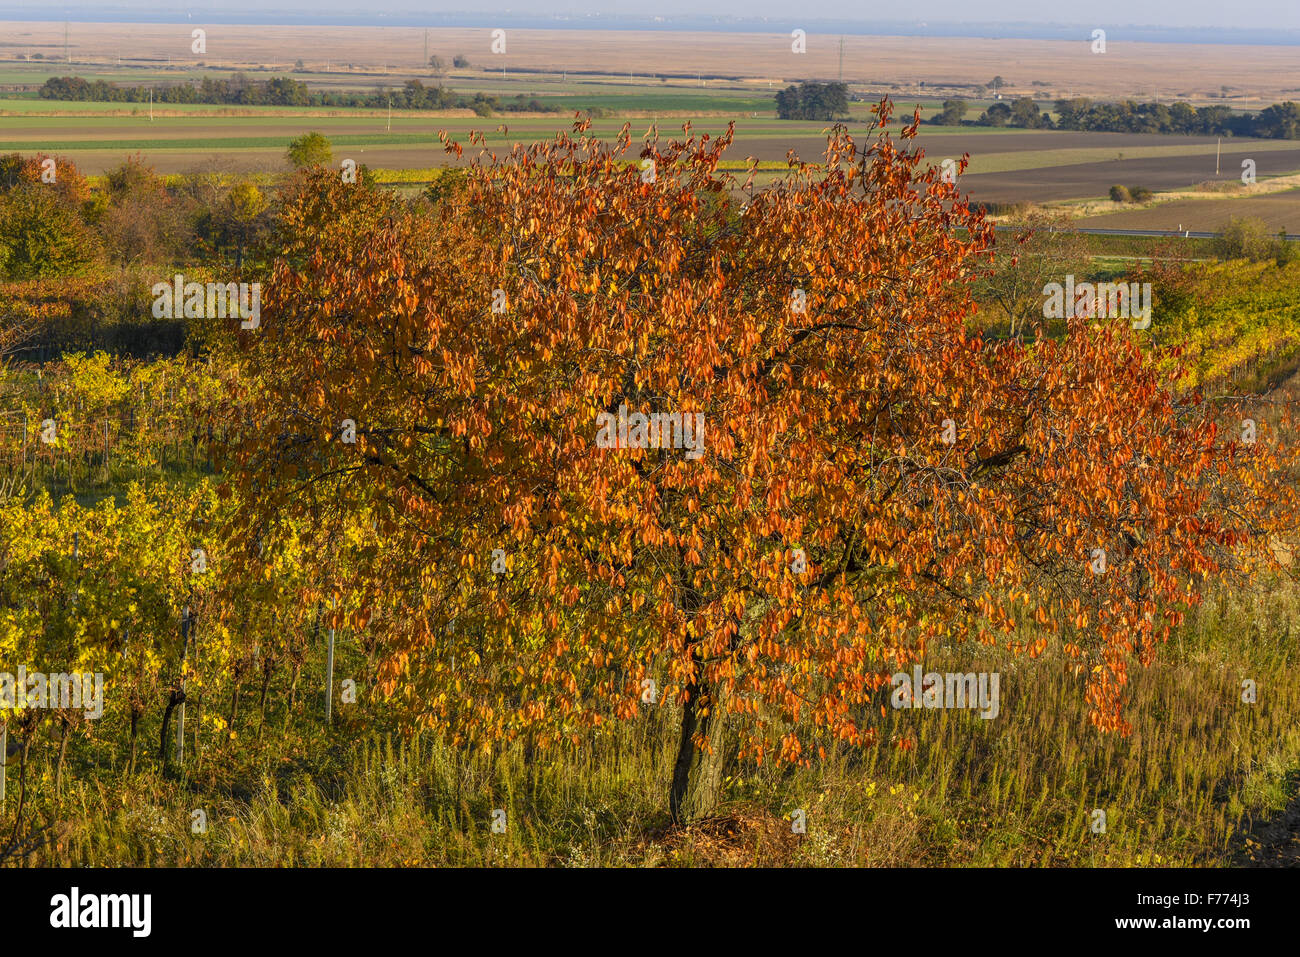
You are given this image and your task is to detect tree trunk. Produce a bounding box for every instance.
[192,692,203,773]
[667,564,735,826]
[257,658,274,741]
[227,663,243,740]
[284,659,302,730]
[159,689,185,765]
[9,714,38,849]
[127,704,142,775]
[53,714,71,797]
[669,676,729,825]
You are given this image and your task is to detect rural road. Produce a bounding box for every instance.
[993,225,1300,240]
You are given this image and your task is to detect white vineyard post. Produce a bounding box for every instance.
[177,683,186,765]
[325,598,336,725]
[176,606,192,766]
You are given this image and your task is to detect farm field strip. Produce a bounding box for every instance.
[958,141,1300,176]
[6,22,1300,101]
[1076,190,1300,232]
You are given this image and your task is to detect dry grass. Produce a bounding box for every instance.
[1016,173,1300,230]
[8,565,1298,868]
[1071,191,1300,233]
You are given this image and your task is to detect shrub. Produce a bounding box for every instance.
[1274,229,1297,266]
[422,167,468,205]
[286,131,333,169]
[1213,216,1274,261]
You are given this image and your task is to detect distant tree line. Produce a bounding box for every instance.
[927,95,1300,138]
[1053,98,1299,138]
[775,82,849,121]
[38,75,561,115]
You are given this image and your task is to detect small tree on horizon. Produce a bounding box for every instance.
[979,101,1012,127]
[775,81,849,121]
[934,99,967,125]
[286,131,333,169]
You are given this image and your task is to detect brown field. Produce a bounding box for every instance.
[5,21,1300,104]
[741,129,1300,165]
[957,145,1300,203]
[1075,189,1300,232]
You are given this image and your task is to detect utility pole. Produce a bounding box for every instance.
[1216,137,1221,175]
[149,88,153,121]
[423,28,428,68]
[65,21,69,63]
[838,35,844,84]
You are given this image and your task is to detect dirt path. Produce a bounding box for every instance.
[1233,775,1300,866]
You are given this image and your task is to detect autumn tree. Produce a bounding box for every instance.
[973,211,1091,339]
[0,152,91,208]
[230,104,1296,823]
[96,155,188,267]
[422,166,468,206]
[1213,216,1278,262]
[0,153,99,279]
[0,186,100,280]
[174,163,272,268]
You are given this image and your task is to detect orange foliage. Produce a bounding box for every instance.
[229,101,1298,768]
[0,151,92,208]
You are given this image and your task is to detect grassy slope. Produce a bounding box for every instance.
[18,569,1300,867]
[3,353,1296,868]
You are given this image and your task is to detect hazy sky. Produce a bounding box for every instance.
[31,1,1300,30]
